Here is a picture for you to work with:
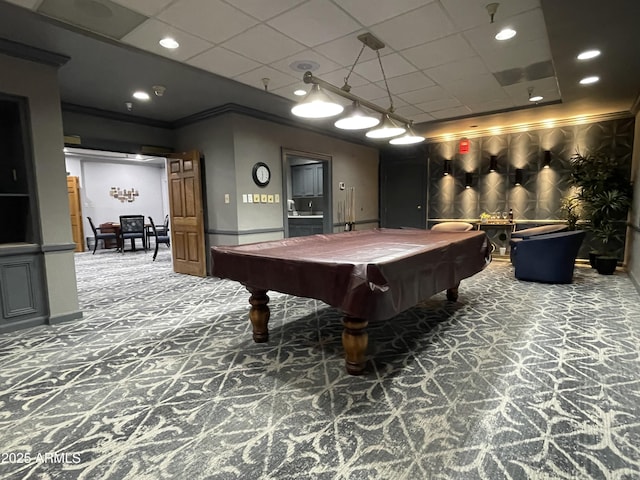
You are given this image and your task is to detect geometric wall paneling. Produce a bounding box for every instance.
[425,117,634,259]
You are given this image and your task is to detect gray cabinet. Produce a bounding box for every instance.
[0,249,47,333]
[291,163,323,197]
[288,217,323,237]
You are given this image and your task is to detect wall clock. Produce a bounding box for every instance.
[252,162,271,187]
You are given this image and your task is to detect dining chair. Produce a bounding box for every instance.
[87,217,118,254]
[118,215,146,252]
[148,216,170,261]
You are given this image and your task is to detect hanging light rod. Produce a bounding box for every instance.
[299,71,413,128]
[291,32,424,145]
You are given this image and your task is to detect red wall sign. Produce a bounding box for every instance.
[459,138,470,154]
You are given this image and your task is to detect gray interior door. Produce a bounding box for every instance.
[380,149,427,229]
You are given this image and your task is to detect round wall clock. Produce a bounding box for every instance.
[252,162,271,187]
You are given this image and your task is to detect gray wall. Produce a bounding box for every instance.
[0,53,80,322]
[175,113,379,246]
[628,110,640,293]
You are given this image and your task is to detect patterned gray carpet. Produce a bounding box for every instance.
[1,246,640,479]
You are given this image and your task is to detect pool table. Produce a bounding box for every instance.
[211,228,491,375]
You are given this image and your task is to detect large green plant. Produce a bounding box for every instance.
[569,152,631,256]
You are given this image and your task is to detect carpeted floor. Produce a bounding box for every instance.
[1,246,640,479]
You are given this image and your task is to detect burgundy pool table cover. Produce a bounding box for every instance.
[211,228,491,321]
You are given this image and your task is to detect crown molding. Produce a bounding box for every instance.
[0,37,70,67]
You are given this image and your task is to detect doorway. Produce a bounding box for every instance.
[281,149,332,237]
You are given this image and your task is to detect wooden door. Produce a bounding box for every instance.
[167,151,207,277]
[67,176,84,252]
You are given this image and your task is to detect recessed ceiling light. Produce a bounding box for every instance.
[159,37,179,49]
[579,76,600,85]
[133,91,150,100]
[529,95,543,102]
[294,89,307,96]
[577,49,601,60]
[495,28,516,41]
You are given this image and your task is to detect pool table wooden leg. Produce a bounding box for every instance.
[247,287,270,343]
[342,316,368,375]
[446,282,460,301]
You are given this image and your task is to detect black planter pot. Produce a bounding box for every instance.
[595,256,618,275]
[589,251,601,268]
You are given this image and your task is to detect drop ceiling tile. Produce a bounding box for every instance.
[369,3,456,51]
[398,84,448,104]
[4,0,39,9]
[321,69,369,88]
[314,32,377,67]
[337,0,434,27]
[110,0,173,16]
[221,24,305,64]
[234,65,298,91]
[392,104,424,118]
[477,38,551,73]
[424,56,490,84]
[443,74,507,103]
[228,0,307,21]
[376,71,434,94]
[415,97,462,113]
[440,0,540,31]
[267,0,361,47]
[401,34,476,70]
[38,0,147,40]
[270,50,342,78]
[351,82,388,102]
[430,105,472,119]
[122,18,214,61]
[158,0,258,44]
[412,112,435,123]
[503,76,561,104]
[466,98,517,114]
[187,46,261,77]
[353,53,416,82]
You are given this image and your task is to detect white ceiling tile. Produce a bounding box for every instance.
[267,0,361,47]
[321,69,369,88]
[221,25,305,64]
[234,65,298,91]
[314,32,377,67]
[443,74,507,103]
[424,56,490,84]
[415,97,462,113]
[376,71,434,94]
[466,98,517,113]
[270,50,342,79]
[401,34,476,70]
[353,53,416,82]
[110,0,173,17]
[350,82,388,102]
[392,104,424,118]
[336,0,434,27]
[122,18,213,61]
[440,0,540,32]
[430,105,472,119]
[227,0,307,21]
[187,46,261,77]
[369,3,456,50]
[4,0,39,9]
[398,85,448,104]
[411,112,435,123]
[158,0,258,44]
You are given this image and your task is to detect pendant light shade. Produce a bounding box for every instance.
[291,84,344,119]
[389,125,425,145]
[365,114,406,139]
[334,101,380,130]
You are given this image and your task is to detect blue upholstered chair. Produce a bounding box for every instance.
[509,224,568,262]
[512,230,586,283]
[148,216,170,261]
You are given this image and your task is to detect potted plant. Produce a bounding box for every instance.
[569,152,632,274]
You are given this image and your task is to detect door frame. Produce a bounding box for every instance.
[281,148,333,237]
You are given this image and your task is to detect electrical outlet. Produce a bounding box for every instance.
[224,193,230,204]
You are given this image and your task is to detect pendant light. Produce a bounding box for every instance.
[334,101,380,130]
[389,124,425,145]
[365,114,405,139]
[291,84,343,119]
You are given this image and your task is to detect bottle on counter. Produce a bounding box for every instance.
[508,208,513,223]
